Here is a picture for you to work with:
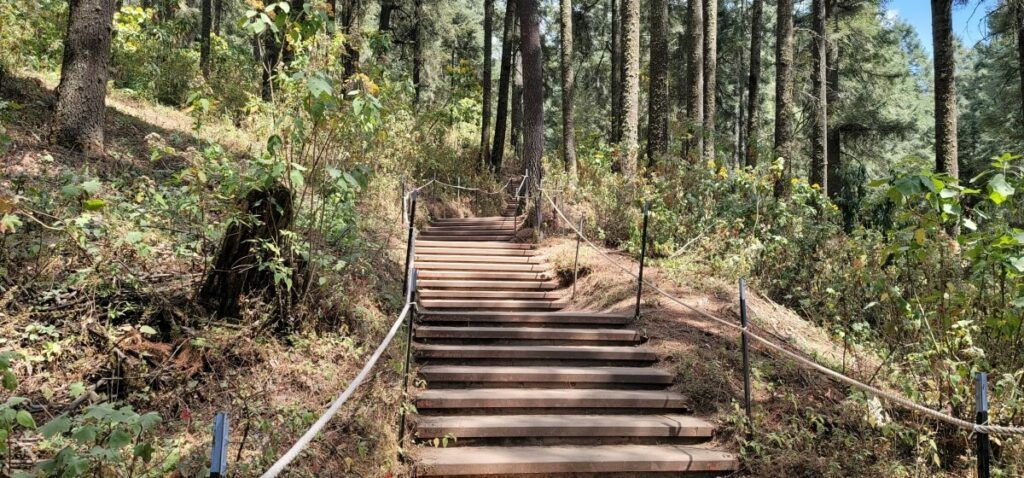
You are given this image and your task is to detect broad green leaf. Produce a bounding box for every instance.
[307,76,332,99]
[83,198,106,211]
[72,424,98,444]
[16,410,36,429]
[81,179,102,195]
[69,382,85,398]
[139,325,157,336]
[2,370,16,390]
[988,174,1015,204]
[134,442,155,462]
[108,429,133,449]
[39,415,71,438]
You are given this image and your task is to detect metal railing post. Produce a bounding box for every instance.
[535,177,543,238]
[398,267,418,455]
[209,412,229,478]
[739,279,753,435]
[977,372,990,478]
[572,214,584,300]
[633,201,650,319]
[400,181,406,224]
[401,191,418,297]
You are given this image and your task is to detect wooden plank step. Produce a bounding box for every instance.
[414,344,656,361]
[416,414,714,439]
[415,262,552,272]
[418,235,515,242]
[417,271,553,281]
[417,290,564,300]
[415,389,688,410]
[418,299,568,310]
[416,241,533,250]
[415,444,738,476]
[432,216,517,224]
[420,229,517,237]
[426,224,516,231]
[415,254,548,264]
[416,248,539,257]
[417,310,632,325]
[415,326,641,342]
[416,280,560,290]
[419,366,672,385]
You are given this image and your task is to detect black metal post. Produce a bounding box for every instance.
[535,177,543,238]
[572,214,584,300]
[634,201,650,320]
[209,412,229,478]
[401,191,417,296]
[977,372,990,478]
[739,279,753,434]
[398,267,418,455]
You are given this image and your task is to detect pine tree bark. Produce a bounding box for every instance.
[809,0,827,192]
[517,0,544,193]
[1017,0,1024,125]
[618,0,639,177]
[560,0,578,179]
[931,0,958,179]
[200,0,213,80]
[646,0,670,163]
[702,0,717,161]
[826,0,841,199]
[744,0,763,167]
[610,0,622,143]
[685,0,704,162]
[481,0,494,168]
[773,0,795,197]
[51,0,117,157]
[511,50,524,157]
[379,0,396,32]
[492,0,516,170]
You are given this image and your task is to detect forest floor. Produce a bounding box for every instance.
[1,73,936,477]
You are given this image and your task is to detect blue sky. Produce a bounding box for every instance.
[887,0,998,53]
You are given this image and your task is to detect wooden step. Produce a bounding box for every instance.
[414,344,656,361]
[418,290,564,300]
[431,217,518,224]
[421,229,517,237]
[417,248,539,257]
[415,262,552,272]
[418,299,569,310]
[417,241,533,250]
[417,280,560,291]
[417,270,553,281]
[417,311,632,326]
[426,224,516,231]
[415,254,548,264]
[419,235,515,242]
[415,389,689,410]
[415,326,641,343]
[416,414,714,439]
[415,445,738,476]
[419,366,673,385]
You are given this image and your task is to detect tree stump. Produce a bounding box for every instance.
[199,185,293,319]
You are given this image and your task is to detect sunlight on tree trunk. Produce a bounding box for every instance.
[810,0,828,192]
[560,0,578,180]
[481,0,494,168]
[703,0,717,162]
[773,0,795,197]
[646,0,670,164]
[518,0,543,193]
[931,0,958,180]
[492,0,516,170]
[744,0,763,168]
[618,0,639,178]
[686,0,704,162]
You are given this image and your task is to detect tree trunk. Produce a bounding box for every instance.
[618,0,639,177]
[379,0,396,32]
[744,0,762,168]
[646,0,669,163]
[199,186,294,319]
[826,0,841,199]
[517,0,544,194]
[931,0,958,179]
[413,0,423,104]
[511,50,524,157]
[481,0,494,168]
[492,0,516,170]
[772,0,795,197]
[685,0,704,161]
[609,0,622,143]
[809,0,827,191]
[51,0,117,157]
[341,0,361,78]
[214,0,223,35]
[560,0,578,179]
[1017,1,1024,125]
[200,0,213,80]
[702,0,717,161]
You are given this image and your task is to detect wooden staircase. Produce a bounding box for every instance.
[411,200,738,476]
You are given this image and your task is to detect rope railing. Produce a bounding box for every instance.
[539,189,1024,438]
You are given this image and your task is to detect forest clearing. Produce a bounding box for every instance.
[1,0,1024,476]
